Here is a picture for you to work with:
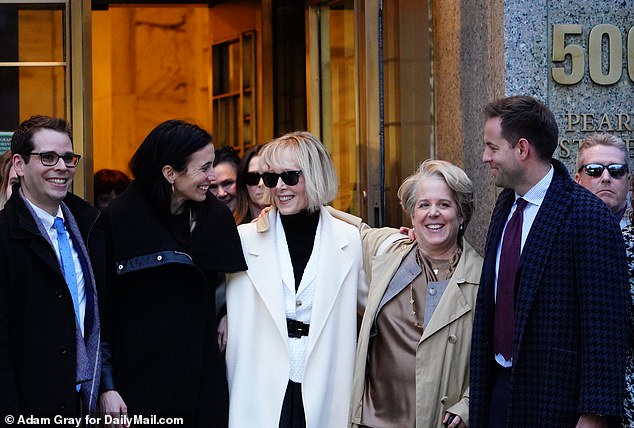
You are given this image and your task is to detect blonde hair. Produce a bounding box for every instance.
[259,131,338,213]
[397,159,474,236]
[576,133,629,171]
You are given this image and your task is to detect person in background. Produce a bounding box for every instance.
[93,169,131,212]
[99,120,247,427]
[622,199,634,427]
[236,144,268,223]
[0,115,104,418]
[211,146,248,223]
[225,131,366,428]
[0,150,18,208]
[331,159,481,428]
[575,132,631,229]
[470,95,628,427]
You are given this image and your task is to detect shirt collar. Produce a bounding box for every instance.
[515,165,553,207]
[20,189,64,231]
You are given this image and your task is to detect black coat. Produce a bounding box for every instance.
[101,183,246,427]
[470,160,629,426]
[0,190,105,417]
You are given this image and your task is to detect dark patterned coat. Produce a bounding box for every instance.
[470,159,629,427]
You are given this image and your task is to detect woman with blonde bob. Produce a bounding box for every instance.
[225,131,366,428]
[332,159,482,428]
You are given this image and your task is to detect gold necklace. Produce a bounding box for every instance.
[409,247,462,328]
[409,281,424,329]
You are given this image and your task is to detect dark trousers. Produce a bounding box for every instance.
[279,380,306,428]
[487,365,512,428]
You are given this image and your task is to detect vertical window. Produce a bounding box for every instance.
[0,1,67,135]
[212,31,256,155]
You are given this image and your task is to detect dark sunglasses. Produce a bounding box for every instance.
[261,170,302,188]
[579,163,628,178]
[244,172,262,186]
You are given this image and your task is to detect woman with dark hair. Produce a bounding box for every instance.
[99,120,246,426]
[236,144,268,223]
[211,146,250,224]
[93,169,131,211]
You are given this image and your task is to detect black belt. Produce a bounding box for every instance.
[286,318,310,338]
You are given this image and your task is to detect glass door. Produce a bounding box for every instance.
[308,0,360,215]
[0,0,92,196]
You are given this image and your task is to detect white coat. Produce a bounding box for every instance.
[225,207,366,428]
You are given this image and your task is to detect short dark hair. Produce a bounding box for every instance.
[213,146,240,169]
[484,95,558,161]
[94,169,131,198]
[129,119,212,221]
[11,115,72,163]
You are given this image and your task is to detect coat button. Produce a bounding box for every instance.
[296,300,302,307]
[55,290,63,298]
[59,346,68,355]
[118,264,123,270]
[157,255,163,261]
[441,395,448,404]
[448,334,458,344]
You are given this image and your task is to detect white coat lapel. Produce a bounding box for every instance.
[306,209,353,354]
[244,212,288,342]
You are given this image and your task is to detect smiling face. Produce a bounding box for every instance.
[268,148,308,215]
[575,144,630,214]
[210,161,238,212]
[170,143,215,213]
[246,155,267,209]
[14,128,75,216]
[411,176,463,259]
[482,117,523,190]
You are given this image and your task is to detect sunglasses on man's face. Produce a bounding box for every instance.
[579,163,629,179]
[261,170,302,188]
[244,172,262,186]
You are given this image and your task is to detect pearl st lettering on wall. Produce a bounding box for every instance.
[558,112,634,159]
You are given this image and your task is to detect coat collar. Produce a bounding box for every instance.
[244,207,354,353]
[367,238,481,341]
[108,182,246,273]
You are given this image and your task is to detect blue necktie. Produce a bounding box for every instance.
[53,217,82,392]
[53,217,80,327]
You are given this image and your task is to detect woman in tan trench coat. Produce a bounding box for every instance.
[334,159,482,428]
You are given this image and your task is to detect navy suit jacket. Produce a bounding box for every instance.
[470,159,629,426]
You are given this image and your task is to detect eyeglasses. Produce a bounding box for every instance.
[261,171,302,188]
[579,163,628,179]
[30,151,81,167]
[244,172,262,186]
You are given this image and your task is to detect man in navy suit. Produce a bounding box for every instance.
[470,96,629,427]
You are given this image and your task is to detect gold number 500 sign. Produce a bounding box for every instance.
[552,24,634,85]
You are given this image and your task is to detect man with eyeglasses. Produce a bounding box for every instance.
[0,116,104,421]
[576,133,631,229]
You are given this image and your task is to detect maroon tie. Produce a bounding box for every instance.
[494,197,527,360]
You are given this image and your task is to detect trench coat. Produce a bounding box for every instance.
[346,223,482,428]
[225,206,366,428]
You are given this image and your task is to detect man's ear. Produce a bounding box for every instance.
[13,154,25,177]
[162,165,175,183]
[516,138,530,160]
